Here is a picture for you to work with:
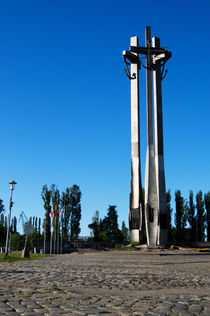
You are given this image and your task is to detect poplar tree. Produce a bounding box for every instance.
[38,218,41,235]
[51,185,60,241]
[69,185,82,241]
[204,192,210,242]
[60,188,71,241]
[196,191,206,242]
[175,190,187,242]
[166,190,174,242]
[13,216,17,233]
[34,217,38,235]
[41,185,52,240]
[121,221,128,242]
[0,199,4,214]
[188,191,196,242]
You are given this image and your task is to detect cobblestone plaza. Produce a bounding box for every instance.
[0,249,209,315]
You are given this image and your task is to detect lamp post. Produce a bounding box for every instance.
[5,180,17,256]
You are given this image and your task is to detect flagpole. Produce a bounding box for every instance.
[43,216,46,254]
[60,209,63,254]
[50,207,53,255]
[54,213,56,254]
[57,209,59,254]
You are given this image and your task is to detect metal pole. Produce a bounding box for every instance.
[60,213,63,254]
[5,189,13,256]
[43,219,46,254]
[57,213,59,254]
[53,215,56,254]
[50,220,53,254]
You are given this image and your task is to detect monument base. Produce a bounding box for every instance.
[130,229,139,243]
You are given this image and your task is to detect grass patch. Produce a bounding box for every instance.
[51,282,58,291]
[125,242,140,250]
[0,253,52,262]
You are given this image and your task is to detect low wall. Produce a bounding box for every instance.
[32,240,122,254]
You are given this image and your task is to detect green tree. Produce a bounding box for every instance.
[102,205,122,242]
[204,192,210,242]
[166,190,174,242]
[60,185,82,241]
[60,188,71,241]
[10,233,25,251]
[0,199,5,214]
[11,216,17,234]
[69,185,82,241]
[38,218,41,235]
[0,214,6,244]
[175,190,188,242]
[51,184,60,243]
[41,185,52,241]
[34,217,38,235]
[196,191,206,242]
[121,221,128,243]
[188,191,196,242]
[88,216,107,242]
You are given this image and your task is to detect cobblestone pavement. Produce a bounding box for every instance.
[0,249,209,315]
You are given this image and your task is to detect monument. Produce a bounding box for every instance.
[123,26,171,245]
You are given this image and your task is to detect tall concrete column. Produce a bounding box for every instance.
[144,27,159,245]
[152,37,168,245]
[129,36,143,243]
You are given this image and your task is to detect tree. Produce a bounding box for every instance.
[69,185,82,241]
[121,221,128,243]
[51,185,60,243]
[0,214,6,244]
[196,191,206,242]
[175,190,188,242]
[41,185,52,240]
[10,233,25,251]
[60,185,82,241]
[188,191,196,242]
[88,216,107,242]
[38,218,41,235]
[204,192,210,242]
[0,199,5,214]
[11,216,17,234]
[34,217,38,235]
[166,190,174,242]
[60,188,71,241]
[102,205,122,242]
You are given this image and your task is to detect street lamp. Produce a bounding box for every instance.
[5,180,17,256]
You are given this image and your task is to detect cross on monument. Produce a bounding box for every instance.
[123,26,172,246]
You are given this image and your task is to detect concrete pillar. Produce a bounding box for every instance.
[144,27,159,246]
[152,37,168,245]
[129,36,143,243]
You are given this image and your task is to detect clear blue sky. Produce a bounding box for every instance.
[0,0,209,235]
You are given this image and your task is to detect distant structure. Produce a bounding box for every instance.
[123,26,172,245]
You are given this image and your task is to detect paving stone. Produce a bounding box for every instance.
[0,250,209,315]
